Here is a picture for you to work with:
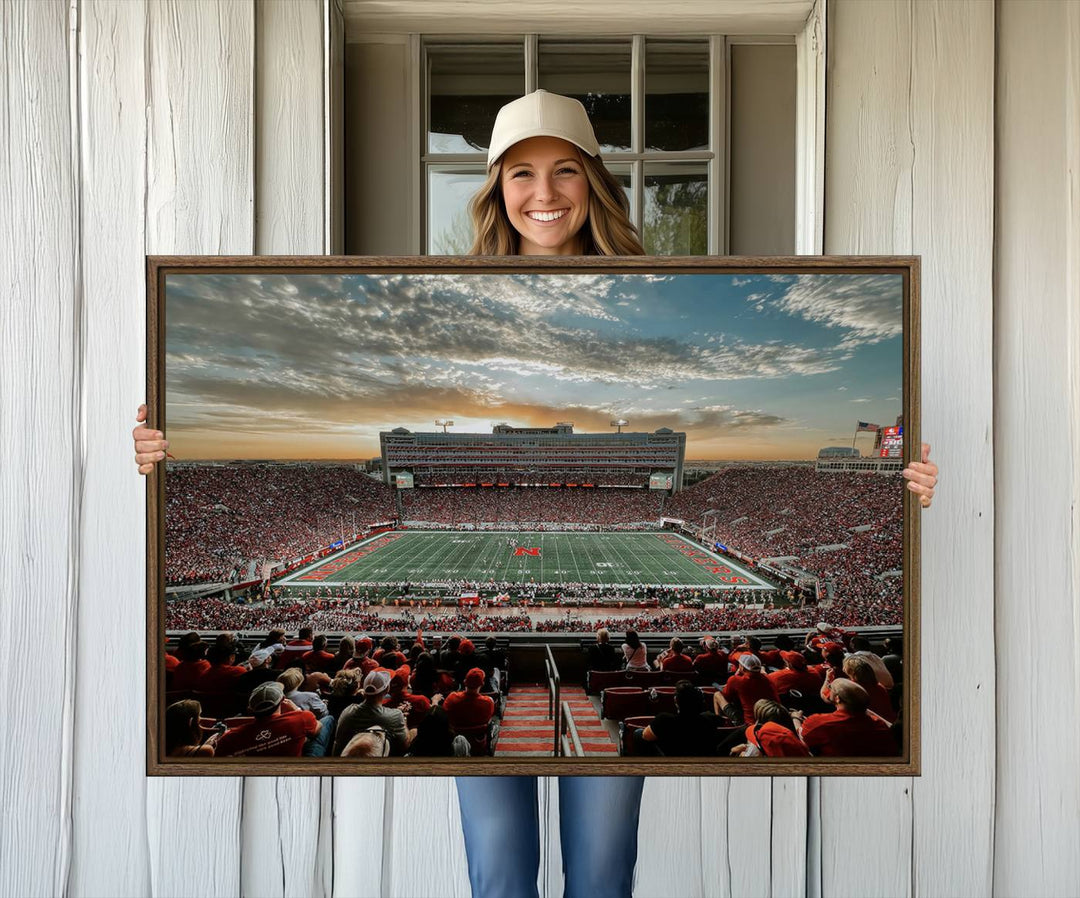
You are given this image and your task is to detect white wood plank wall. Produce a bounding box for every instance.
[0,2,1077,897]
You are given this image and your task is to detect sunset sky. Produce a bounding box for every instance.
[165,270,903,461]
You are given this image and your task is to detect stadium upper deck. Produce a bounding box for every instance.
[380,423,686,489]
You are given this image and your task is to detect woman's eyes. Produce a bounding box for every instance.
[510,167,581,178]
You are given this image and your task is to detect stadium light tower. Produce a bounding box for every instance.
[434,418,454,432]
[610,418,629,434]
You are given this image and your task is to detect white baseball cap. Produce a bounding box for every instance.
[486,90,601,169]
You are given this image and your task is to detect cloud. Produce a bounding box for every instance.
[166,273,848,411]
[774,273,903,348]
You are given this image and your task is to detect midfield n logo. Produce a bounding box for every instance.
[514,547,541,557]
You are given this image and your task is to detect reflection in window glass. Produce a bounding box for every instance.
[604,163,634,219]
[428,44,524,154]
[645,41,709,152]
[428,167,487,254]
[643,163,708,255]
[538,41,632,153]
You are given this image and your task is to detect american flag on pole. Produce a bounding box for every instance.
[856,421,880,432]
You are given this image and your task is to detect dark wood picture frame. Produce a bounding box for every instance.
[147,255,920,777]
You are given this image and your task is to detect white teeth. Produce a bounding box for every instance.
[527,209,567,222]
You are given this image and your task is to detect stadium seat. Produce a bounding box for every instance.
[647,686,678,716]
[451,719,499,756]
[601,687,645,721]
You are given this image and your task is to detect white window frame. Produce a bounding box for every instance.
[407,2,825,256]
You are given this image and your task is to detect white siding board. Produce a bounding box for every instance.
[908,3,995,896]
[636,776,712,897]
[241,778,333,898]
[0,1,77,895]
[71,1,152,894]
[144,2,254,895]
[994,2,1080,895]
[382,777,470,898]
[331,777,388,898]
[243,3,332,895]
[255,0,325,255]
[825,3,997,896]
[770,777,809,898]
[822,2,915,894]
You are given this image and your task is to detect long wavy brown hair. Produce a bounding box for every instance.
[468,149,645,256]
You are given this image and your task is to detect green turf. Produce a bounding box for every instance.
[278,531,774,589]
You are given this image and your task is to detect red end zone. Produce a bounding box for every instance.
[294,532,404,581]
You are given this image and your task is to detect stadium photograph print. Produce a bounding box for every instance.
[145,255,924,778]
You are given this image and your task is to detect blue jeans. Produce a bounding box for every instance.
[455,776,646,898]
[302,714,335,757]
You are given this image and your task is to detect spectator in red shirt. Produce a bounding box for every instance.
[301,635,337,674]
[841,656,896,723]
[374,635,407,671]
[805,622,851,656]
[692,637,729,683]
[443,668,496,731]
[171,634,210,692]
[654,637,694,672]
[345,636,378,675]
[216,681,330,757]
[768,651,823,698]
[164,640,180,679]
[198,635,249,695]
[795,680,898,757]
[385,664,432,729]
[287,627,313,648]
[730,699,811,758]
[752,636,784,671]
[716,654,780,726]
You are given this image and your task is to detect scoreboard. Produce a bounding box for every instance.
[877,425,903,458]
[650,472,675,490]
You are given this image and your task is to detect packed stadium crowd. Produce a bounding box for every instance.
[583,625,903,758]
[166,599,533,633]
[666,466,903,616]
[165,628,512,759]
[164,462,904,631]
[165,464,395,583]
[411,472,648,487]
[165,623,903,759]
[400,485,665,527]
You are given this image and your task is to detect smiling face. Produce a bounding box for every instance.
[499,136,591,255]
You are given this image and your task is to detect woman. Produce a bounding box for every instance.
[729,698,810,758]
[165,699,219,758]
[622,629,649,672]
[133,89,939,898]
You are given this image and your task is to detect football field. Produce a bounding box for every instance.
[277,530,774,590]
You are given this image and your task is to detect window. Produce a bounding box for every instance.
[422,36,795,256]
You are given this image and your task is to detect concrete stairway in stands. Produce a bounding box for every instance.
[494,684,619,758]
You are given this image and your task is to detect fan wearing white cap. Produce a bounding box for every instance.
[467,90,644,257]
[453,92,646,898]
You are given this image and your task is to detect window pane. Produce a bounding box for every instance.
[643,163,708,255]
[428,44,524,154]
[428,167,487,254]
[604,163,634,221]
[538,41,631,153]
[645,40,709,152]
